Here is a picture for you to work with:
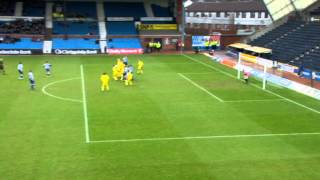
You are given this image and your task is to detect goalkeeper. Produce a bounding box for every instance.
[100,72,110,92]
[243,71,250,84]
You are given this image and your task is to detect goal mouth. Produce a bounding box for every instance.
[237,52,276,90]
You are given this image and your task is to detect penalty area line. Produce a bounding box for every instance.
[182,54,320,114]
[178,73,224,102]
[89,132,320,143]
[80,65,91,143]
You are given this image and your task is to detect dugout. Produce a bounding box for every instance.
[227,43,272,60]
[243,46,272,60]
[227,43,251,55]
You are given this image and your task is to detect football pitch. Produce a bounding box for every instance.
[1,54,320,179]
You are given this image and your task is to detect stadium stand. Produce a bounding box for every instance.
[151,4,172,17]
[250,21,304,47]
[0,38,43,49]
[53,21,98,35]
[52,38,99,49]
[250,20,320,71]
[106,21,137,35]
[107,38,142,49]
[310,7,320,16]
[104,2,147,18]
[0,1,15,16]
[22,0,45,17]
[0,20,44,34]
[294,46,320,71]
[65,2,97,18]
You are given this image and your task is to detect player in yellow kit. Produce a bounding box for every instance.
[137,59,144,74]
[125,71,133,86]
[100,72,110,91]
[112,65,119,80]
[116,58,122,66]
[118,60,125,80]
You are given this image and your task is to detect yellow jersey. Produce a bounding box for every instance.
[112,65,118,73]
[138,60,144,69]
[127,72,133,81]
[100,74,110,83]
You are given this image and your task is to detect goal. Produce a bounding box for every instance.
[236,52,275,90]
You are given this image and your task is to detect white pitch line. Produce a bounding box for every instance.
[41,77,82,103]
[224,99,285,103]
[80,65,90,143]
[182,54,236,79]
[90,132,320,143]
[182,54,320,114]
[179,72,222,75]
[178,73,224,102]
[264,88,320,114]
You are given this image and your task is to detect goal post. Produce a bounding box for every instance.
[237,52,274,90]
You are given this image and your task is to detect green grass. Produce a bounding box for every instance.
[0,54,320,180]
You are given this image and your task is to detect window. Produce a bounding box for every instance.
[236,12,241,18]
[216,12,221,17]
[250,12,255,18]
[258,12,262,18]
[242,12,246,18]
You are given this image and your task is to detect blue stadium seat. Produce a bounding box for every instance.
[108,38,142,49]
[151,4,172,17]
[23,1,45,17]
[104,2,146,18]
[52,38,99,49]
[106,21,137,35]
[53,21,98,35]
[65,2,97,18]
[0,38,43,49]
[0,1,15,16]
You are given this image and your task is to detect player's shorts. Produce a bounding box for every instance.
[18,70,23,74]
[45,68,50,72]
[30,79,35,85]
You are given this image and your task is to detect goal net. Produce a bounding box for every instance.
[236,53,277,90]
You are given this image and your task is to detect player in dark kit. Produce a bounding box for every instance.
[0,59,5,75]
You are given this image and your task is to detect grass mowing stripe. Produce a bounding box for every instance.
[80,65,90,143]
[263,88,320,114]
[178,73,224,102]
[182,54,235,79]
[90,132,320,143]
[183,54,320,114]
[41,77,82,103]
